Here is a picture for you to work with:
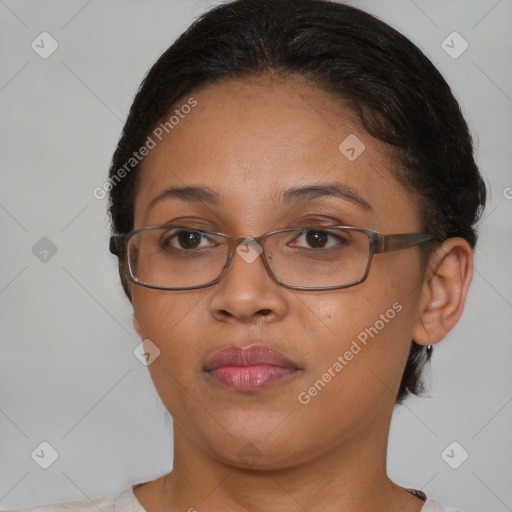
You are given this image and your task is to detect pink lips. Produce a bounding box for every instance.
[204,345,300,392]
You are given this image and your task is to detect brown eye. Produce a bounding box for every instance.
[305,230,329,248]
[292,230,348,250]
[161,230,207,250]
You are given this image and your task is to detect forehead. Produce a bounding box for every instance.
[133,77,420,231]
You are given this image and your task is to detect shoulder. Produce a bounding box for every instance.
[0,483,143,512]
[1,496,115,512]
[0,495,114,512]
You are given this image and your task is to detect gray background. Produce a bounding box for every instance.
[1,0,511,510]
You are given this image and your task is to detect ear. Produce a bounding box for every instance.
[132,313,143,338]
[412,237,473,346]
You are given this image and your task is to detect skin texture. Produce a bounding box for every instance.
[128,77,473,512]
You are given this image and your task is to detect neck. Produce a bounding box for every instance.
[154,412,424,512]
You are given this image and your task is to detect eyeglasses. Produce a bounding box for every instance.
[109,225,434,291]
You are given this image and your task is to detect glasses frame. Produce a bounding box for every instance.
[109,225,434,291]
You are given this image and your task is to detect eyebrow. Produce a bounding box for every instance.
[147,182,371,211]
[278,183,371,210]
[148,185,221,210]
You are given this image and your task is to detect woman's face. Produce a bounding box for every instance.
[131,77,426,469]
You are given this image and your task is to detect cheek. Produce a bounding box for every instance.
[291,293,411,437]
[276,297,413,466]
[295,258,420,394]
[297,283,404,355]
[131,288,209,369]
[131,288,212,418]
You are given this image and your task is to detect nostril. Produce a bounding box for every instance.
[259,309,272,316]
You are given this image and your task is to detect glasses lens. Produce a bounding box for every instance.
[126,227,371,289]
[127,227,229,288]
[266,228,370,288]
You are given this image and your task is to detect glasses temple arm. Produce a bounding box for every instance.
[376,233,434,253]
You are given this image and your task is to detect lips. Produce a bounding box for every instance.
[204,344,301,392]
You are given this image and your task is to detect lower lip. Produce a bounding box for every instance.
[206,364,298,391]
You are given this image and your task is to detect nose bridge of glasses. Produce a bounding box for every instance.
[229,234,267,262]
[226,234,266,252]
[216,234,275,287]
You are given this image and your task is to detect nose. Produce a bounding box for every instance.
[208,239,289,324]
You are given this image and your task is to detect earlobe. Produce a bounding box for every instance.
[412,238,473,347]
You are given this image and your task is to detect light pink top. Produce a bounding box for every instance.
[3,482,463,511]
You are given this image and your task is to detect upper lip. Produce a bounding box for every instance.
[204,344,300,371]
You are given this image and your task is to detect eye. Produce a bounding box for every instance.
[290,229,349,250]
[161,229,214,251]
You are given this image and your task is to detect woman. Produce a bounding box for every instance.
[9,0,486,510]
